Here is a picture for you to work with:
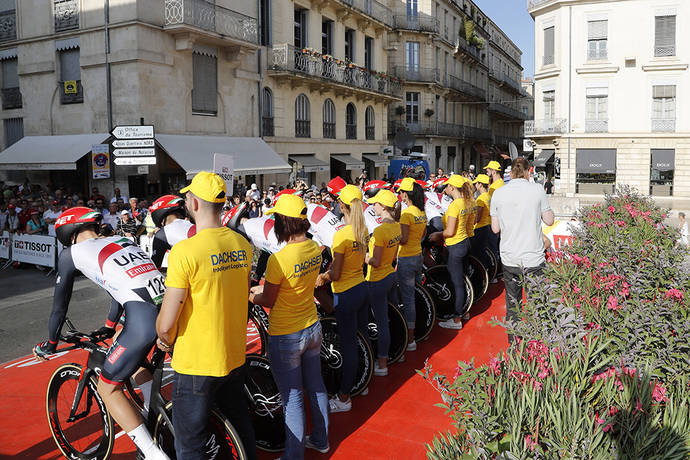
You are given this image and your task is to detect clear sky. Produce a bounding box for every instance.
[474,0,535,78]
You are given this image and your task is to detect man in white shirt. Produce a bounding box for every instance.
[249,183,260,201]
[43,201,62,237]
[490,157,554,343]
[110,187,127,204]
[102,203,120,233]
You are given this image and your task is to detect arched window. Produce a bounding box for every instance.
[295,94,311,138]
[346,103,357,139]
[365,106,375,140]
[323,99,336,139]
[262,87,274,136]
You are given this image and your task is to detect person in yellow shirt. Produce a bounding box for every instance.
[429,174,474,330]
[316,184,368,413]
[485,160,504,266]
[249,194,330,457]
[364,189,401,377]
[156,171,256,460]
[471,174,492,273]
[395,177,426,350]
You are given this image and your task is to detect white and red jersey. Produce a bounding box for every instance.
[151,218,196,268]
[307,203,345,248]
[362,202,383,235]
[241,216,285,254]
[424,192,445,221]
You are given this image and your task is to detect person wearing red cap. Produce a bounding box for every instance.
[326,176,347,219]
[5,204,19,234]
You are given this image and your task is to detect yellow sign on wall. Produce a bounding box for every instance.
[63,80,77,94]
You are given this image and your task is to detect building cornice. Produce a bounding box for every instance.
[642,63,689,72]
[575,65,620,75]
[534,67,561,80]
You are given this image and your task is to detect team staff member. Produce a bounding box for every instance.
[250,194,330,458]
[365,189,401,377]
[316,185,368,413]
[156,172,256,460]
[471,174,492,272]
[485,161,504,264]
[396,178,427,349]
[429,175,475,330]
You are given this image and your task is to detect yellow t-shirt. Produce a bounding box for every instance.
[165,227,252,377]
[366,222,401,282]
[488,178,504,197]
[331,225,366,293]
[465,200,476,238]
[443,198,473,246]
[475,192,491,229]
[264,239,321,336]
[398,205,426,258]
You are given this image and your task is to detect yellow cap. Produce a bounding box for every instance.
[180,171,227,203]
[443,174,468,188]
[472,174,490,185]
[367,189,398,208]
[339,184,363,206]
[396,177,416,192]
[265,193,307,219]
[484,160,502,171]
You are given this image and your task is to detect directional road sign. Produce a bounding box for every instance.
[113,148,155,157]
[114,156,157,166]
[112,139,155,148]
[111,125,154,139]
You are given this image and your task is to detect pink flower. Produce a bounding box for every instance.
[664,289,685,302]
[595,413,605,425]
[525,435,537,451]
[634,400,644,414]
[607,295,621,311]
[619,282,630,298]
[488,357,501,376]
[652,383,668,403]
[603,424,613,433]
[608,206,616,213]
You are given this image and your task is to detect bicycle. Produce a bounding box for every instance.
[45,318,247,460]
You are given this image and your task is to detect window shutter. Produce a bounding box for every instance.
[4,117,23,147]
[588,20,607,40]
[543,26,555,65]
[2,57,18,88]
[653,85,675,98]
[192,52,218,114]
[655,16,676,56]
[59,49,80,81]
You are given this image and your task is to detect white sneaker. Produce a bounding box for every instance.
[490,278,499,284]
[305,435,330,454]
[397,354,405,363]
[374,362,388,376]
[462,313,470,321]
[438,319,463,330]
[406,341,417,351]
[329,396,352,413]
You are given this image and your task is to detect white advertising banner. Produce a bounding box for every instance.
[213,153,234,197]
[0,231,10,259]
[12,234,56,268]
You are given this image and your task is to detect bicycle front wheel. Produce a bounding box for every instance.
[153,401,247,460]
[46,363,114,460]
[368,303,408,364]
[319,317,373,397]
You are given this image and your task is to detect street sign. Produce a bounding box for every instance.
[111,125,154,139]
[523,139,534,152]
[114,156,157,166]
[112,139,155,148]
[137,165,150,175]
[113,148,155,157]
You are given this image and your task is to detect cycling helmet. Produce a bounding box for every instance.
[327,176,346,195]
[271,189,302,206]
[432,178,447,193]
[363,180,389,198]
[55,207,102,247]
[149,195,186,228]
[221,202,249,229]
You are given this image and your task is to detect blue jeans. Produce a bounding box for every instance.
[333,281,369,395]
[397,254,423,328]
[367,273,395,359]
[470,226,490,269]
[268,321,329,459]
[172,366,257,460]
[447,239,469,318]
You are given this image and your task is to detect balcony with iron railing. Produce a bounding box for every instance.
[392,14,439,33]
[494,134,523,147]
[391,66,440,84]
[295,120,311,138]
[447,75,486,101]
[524,118,567,136]
[269,44,402,100]
[455,36,483,64]
[463,125,492,141]
[389,120,462,138]
[334,0,393,28]
[164,0,258,47]
[1,87,21,110]
[323,122,336,139]
[501,72,522,93]
[0,9,16,43]
[54,0,79,33]
[262,116,274,137]
[652,118,676,133]
[585,119,608,133]
[488,102,528,120]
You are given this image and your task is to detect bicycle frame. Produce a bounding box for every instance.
[143,348,174,437]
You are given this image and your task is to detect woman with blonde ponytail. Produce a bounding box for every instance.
[315,184,369,413]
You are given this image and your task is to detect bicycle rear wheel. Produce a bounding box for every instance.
[466,255,489,302]
[244,354,285,452]
[413,283,436,342]
[153,401,247,460]
[423,265,474,320]
[483,247,498,281]
[319,317,373,397]
[368,303,408,364]
[247,304,269,356]
[46,363,114,460]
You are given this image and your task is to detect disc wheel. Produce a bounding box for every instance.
[368,303,408,365]
[423,265,474,320]
[244,354,285,452]
[319,317,373,397]
[466,255,489,302]
[413,283,436,342]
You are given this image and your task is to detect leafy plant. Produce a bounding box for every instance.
[425,108,435,118]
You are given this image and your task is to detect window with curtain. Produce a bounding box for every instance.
[652,85,676,132]
[294,9,307,49]
[295,94,311,138]
[406,0,417,18]
[192,51,218,115]
[406,92,419,123]
[543,90,555,120]
[587,20,607,60]
[585,88,608,132]
[323,98,335,139]
[365,106,375,140]
[345,28,355,61]
[405,42,419,79]
[322,19,333,55]
[364,36,373,70]
[654,15,676,57]
[543,26,554,66]
[346,103,357,139]
[262,87,274,136]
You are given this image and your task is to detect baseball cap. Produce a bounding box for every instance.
[180,171,227,203]
[443,174,468,188]
[8,204,15,209]
[120,210,129,216]
[52,200,59,205]
[472,174,490,185]
[396,177,416,192]
[338,185,363,206]
[484,161,502,171]
[265,194,307,219]
[367,189,398,208]
[327,176,346,195]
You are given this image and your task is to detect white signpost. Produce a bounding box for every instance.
[111,125,154,139]
[113,148,156,157]
[111,125,156,165]
[112,139,155,148]
[213,153,234,196]
[523,139,534,152]
[114,157,157,166]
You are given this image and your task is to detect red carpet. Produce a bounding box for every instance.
[0,284,507,459]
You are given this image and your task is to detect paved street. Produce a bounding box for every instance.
[0,267,110,363]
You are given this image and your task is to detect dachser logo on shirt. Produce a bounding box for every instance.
[387,234,402,248]
[294,254,322,277]
[211,249,248,273]
[413,215,426,224]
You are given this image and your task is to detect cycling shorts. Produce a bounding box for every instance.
[100,301,158,385]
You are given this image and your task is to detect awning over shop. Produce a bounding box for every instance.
[474,143,490,159]
[362,154,390,167]
[576,149,616,174]
[331,154,365,170]
[0,133,110,170]
[533,149,555,168]
[288,154,328,173]
[651,149,675,171]
[156,135,291,177]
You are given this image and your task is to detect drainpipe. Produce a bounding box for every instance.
[105,0,112,131]
[567,5,572,194]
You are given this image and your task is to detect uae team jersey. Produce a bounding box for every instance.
[240,216,285,254]
[331,225,366,293]
[151,219,196,268]
[307,203,344,248]
[362,203,383,234]
[398,205,426,257]
[366,222,401,282]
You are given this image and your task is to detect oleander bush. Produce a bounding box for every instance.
[422,187,690,458]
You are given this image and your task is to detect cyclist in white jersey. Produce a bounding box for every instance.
[33,207,169,460]
[149,195,196,269]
